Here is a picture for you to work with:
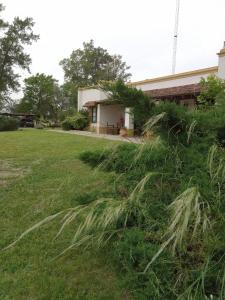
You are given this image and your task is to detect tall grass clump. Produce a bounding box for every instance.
[3,93,225,299]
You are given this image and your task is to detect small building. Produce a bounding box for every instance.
[78,43,225,136]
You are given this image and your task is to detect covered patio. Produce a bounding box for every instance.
[83,98,134,136]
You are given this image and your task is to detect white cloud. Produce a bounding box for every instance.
[1,0,225,86]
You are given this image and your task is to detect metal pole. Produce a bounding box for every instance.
[172,0,180,74]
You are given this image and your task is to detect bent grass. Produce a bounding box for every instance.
[4,173,154,256]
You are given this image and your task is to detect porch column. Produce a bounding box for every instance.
[96,103,101,134]
[125,107,134,136]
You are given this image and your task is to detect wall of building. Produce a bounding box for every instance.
[179,99,196,109]
[88,104,124,134]
[218,55,225,79]
[98,104,124,127]
[133,69,218,92]
[77,88,108,110]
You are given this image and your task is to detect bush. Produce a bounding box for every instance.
[217,125,225,147]
[62,111,89,131]
[114,228,175,299]
[0,116,19,131]
[61,117,73,130]
[151,102,191,144]
[79,103,225,299]
[197,75,225,106]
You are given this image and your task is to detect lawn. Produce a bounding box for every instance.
[0,129,126,300]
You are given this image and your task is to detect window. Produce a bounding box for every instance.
[91,106,97,123]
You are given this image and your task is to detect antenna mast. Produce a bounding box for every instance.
[172,0,180,74]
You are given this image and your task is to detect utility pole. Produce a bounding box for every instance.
[172,0,180,74]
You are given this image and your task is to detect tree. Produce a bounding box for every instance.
[101,80,154,131]
[60,81,78,111]
[60,40,131,90]
[16,73,61,121]
[197,75,225,106]
[0,4,39,109]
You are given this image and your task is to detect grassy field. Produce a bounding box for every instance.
[0,129,125,300]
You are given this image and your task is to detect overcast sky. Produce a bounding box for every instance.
[2,0,225,85]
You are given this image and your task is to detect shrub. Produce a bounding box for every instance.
[0,116,19,131]
[79,149,108,168]
[78,104,225,299]
[62,111,89,131]
[217,125,225,147]
[61,117,73,130]
[114,228,175,299]
[197,75,225,106]
[150,102,192,144]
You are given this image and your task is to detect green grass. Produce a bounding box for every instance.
[0,129,126,300]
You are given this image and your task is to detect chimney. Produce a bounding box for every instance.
[217,42,225,79]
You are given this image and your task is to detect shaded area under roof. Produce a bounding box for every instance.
[83,101,98,107]
[144,83,201,99]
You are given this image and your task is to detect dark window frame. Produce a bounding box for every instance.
[91,106,97,123]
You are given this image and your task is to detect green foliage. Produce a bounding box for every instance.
[57,108,76,123]
[197,75,225,106]
[61,117,73,130]
[60,40,131,89]
[16,73,61,121]
[114,228,175,299]
[101,80,154,131]
[62,110,89,130]
[0,130,123,299]
[60,81,78,110]
[0,4,39,108]
[150,102,191,143]
[217,125,225,147]
[78,100,225,299]
[0,115,19,131]
[4,93,225,298]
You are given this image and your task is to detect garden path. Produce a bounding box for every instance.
[49,129,142,144]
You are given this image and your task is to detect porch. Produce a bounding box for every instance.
[84,102,134,136]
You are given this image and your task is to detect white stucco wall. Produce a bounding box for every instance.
[98,104,124,127]
[77,88,108,111]
[134,71,218,92]
[218,55,225,79]
[125,108,134,130]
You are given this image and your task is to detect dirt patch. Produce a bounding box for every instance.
[0,160,27,187]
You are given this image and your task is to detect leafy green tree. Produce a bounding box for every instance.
[16,73,61,120]
[197,75,225,106]
[0,4,39,109]
[101,80,154,131]
[60,40,131,92]
[60,81,78,110]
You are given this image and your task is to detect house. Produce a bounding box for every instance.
[78,43,225,136]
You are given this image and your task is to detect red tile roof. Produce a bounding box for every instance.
[83,101,98,107]
[144,83,201,99]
